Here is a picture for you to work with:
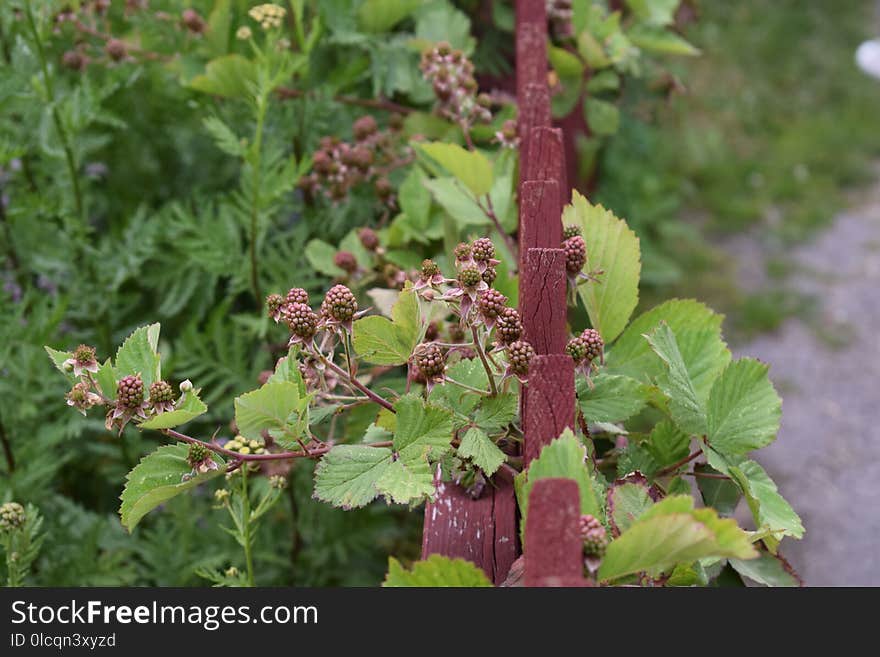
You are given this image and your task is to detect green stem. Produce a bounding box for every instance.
[471,326,498,397]
[4,534,18,587]
[24,0,84,225]
[240,467,255,587]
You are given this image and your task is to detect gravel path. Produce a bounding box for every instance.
[729,177,880,586]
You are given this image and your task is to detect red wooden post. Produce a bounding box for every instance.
[523,355,576,464]
[524,478,589,586]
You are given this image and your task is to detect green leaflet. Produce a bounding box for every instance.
[457,427,506,476]
[234,381,309,444]
[304,238,345,277]
[645,322,707,436]
[138,389,208,430]
[189,54,258,99]
[357,0,421,33]
[392,393,454,463]
[383,554,492,587]
[417,142,493,197]
[313,445,393,509]
[576,372,649,423]
[120,444,225,532]
[114,323,162,392]
[375,459,435,505]
[353,286,422,366]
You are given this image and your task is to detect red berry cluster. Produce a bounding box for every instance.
[420,42,492,125]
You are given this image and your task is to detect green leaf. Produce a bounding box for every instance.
[707,358,781,456]
[516,429,605,535]
[413,2,475,55]
[358,0,420,33]
[417,142,493,197]
[577,30,610,68]
[189,54,257,99]
[607,477,656,535]
[585,70,620,93]
[730,550,801,587]
[422,178,489,227]
[473,393,518,430]
[564,192,640,343]
[353,287,421,365]
[115,324,161,392]
[597,496,757,582]
[577,373,648,423]
[139,389,208,430]
[383,554,492,587]
[94,358,116,399]
[304,238,344,277]
[375,459,435,505]
[549,45,585,77]
[644,419,690,470]
[628,25,700,56]
[457,427,506,476]
[313,445,393,509]
[398,167,432,230]
[45,346,74,380]
[267,347,307,395]
[625,0,680,26]
[393,394,454,464]
[645,322,707,436]
[428,359,487,417]
[119,444,225,532]
[203,116,244,157]
[694,464,741,516]
[234,381,306,442]
[584,97,620,136]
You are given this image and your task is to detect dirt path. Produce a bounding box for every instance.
[727,176,880,585]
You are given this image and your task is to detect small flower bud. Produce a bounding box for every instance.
[0,502,25,533]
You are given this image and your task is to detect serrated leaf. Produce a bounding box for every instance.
[417,142,493,197]
[472,393,517,430]
[707,358,781,456]
[267,347,307,395]
[203,116,244,157]
[549,45,585,78]
[353,286,421,365]
[730,550,801,587]
[577,373,648,423]
[428,359,487,417]
[375,459,435,505]
[392,394,454,464]
[139,389,208,430]
[313,445,393,509]
[119,444,224,532]
[358,0,420,33]
[115,324,161,392]
[457,427,506,476]
[584,97,620,136]
[564,192,640,343]
[644,419,690,470]
[607,475,657,535]
[597,495,757,582]
[189,54,257,99]
[304,238,344,277]
[45,346,75,380]
[383,554,492,587]
[398,166,432,230]
[625,0,679,26]
[694,463,741,516]
[645,322,707,436]
[234,381,306,442]
[628,24,700,56]
[94,358,116,399]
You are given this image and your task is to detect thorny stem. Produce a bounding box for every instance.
[684,471,730,481]
[471,326,498,397]
[479,195,519,267]
[444,377,491,397]
[25,1,84,225]
[655,448,702,477]
[317,353,396,412]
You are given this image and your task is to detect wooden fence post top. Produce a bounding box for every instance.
[524,478,589,587]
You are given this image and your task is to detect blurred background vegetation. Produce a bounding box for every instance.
[2,0,879,585]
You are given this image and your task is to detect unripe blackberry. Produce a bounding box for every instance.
[374,176,392,199]
[117,374,144,408]
[182,8,206,33]
[187,443,211,469]
[425,322,440,342]
[579,328,604,363]
[105,39,127,61]
[453,242,472,261]
[563,224,582,240]
[0,502,25,533]
[286,287,309,306]
[321,285,358,323]
[476,92,492,108]
[458,266,482,290]
[149,380,174,404]
[482,266,497,286]
[501,119,517,141]
[282,302,318,340]
[351,145,373,170]
[414,343,446,379]
[477,289,508,320]
[471,237,495,262]
[358,227,379,251]
[334,250,358,274]
[579,514,608,557]
[563,235,587,274]
[507,340,534,377]
[353,115,378,140]
[62,50,87,71]
[495,308,523,345]
[436,41,452,56]
[312,150,332,173]
[421,259,441,279]
[266,293,284,319]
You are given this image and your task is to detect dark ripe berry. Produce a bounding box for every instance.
[187,443,211,469]
[421,259,440,278]
[374,177,392,198]
[358,227,379,251]
[266,293,284,318]
[182,8,206,33]
[481,267,497,286]
[105,39,127,61]
[579,514,608,557]
[334,250,358,274]
[62,50,87,71]
[458,266,482,289]
[117,374,144,408]
[74,344,96,364]
[477,289,508,320]
[285,287,309,306]
[414,343,445,379]
[353,115,378,140]
[0,502,25,533]
[321,285,358,323]
[282,302,318,340]
[425,322,440,342]
[453,242,472,261]
[562,224,582,240]
[149,380,174,404]
[471,237,495,262]
[495,308,522,345]
[507,340,535,376]
[563,235,587,274]
[579,328,604,362]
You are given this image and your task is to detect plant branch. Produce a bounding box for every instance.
[471,326,498,397]
[317,354,396,412]
[276,87,414,114]
[655,448,702,477]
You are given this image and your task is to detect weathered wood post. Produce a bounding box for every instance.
[524,479,589,586]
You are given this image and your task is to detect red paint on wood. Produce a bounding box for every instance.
[520,248,567,355]
[524,478,589,586]
[517,83,552,166]
[524,354,576,465]
[523,127,567,208]
[515,0,548,102]
[518,181,562,275]
[421,469,518,585]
